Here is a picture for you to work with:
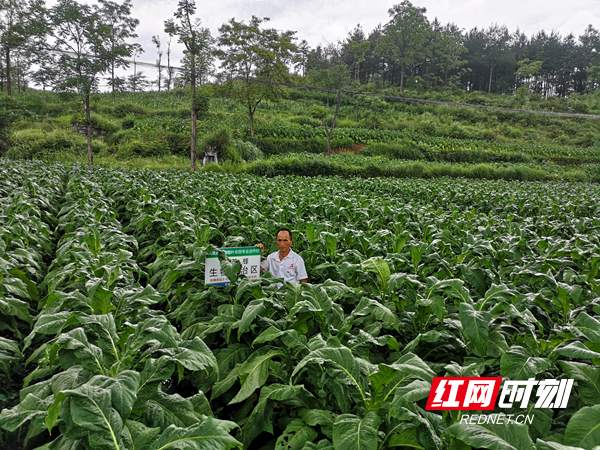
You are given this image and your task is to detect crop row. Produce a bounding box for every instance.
[1,161,600,449]
[0,163,240,450]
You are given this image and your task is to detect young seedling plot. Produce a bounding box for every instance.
[1,160,600,449]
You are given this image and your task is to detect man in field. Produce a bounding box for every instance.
[255,228,308,285]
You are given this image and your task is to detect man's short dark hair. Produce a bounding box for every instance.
[276,228,293,241]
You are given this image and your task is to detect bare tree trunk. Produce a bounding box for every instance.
[249,104,255,138]
[85,93,93,166]
[111,61,115,101]
[166,37,172,91]
[400,63,405,92]
[190,52,197,171]
[326,81,343,155]
[488,61,494,93]
[6,47,11,96]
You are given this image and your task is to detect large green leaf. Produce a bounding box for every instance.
[0,393,53,432]
[229,346,285,404]
[535,440,585,450]
[572,312,600,343]
[500,346,551,380]
[332,412,380,450]
[555,342,600,360]
[564,404,600,448]
[143,391,201,430]
[147,419,242,450]
[559,361,600,405]
[459,302,491,357]
[443,416,536,450]
[59,383,125,449]
[292,345,368,406]
[360,257,390,292]
[275,418,318,450]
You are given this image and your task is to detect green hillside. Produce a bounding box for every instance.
[2,87,600,181]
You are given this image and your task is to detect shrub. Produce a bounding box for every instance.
[0,94,18,155]
[9,129,106,158]
[289,116,321,127]
[112,103,147,118]
[121,118,135,130]
[248,137,354,155]
[232,138,263,161]
[119,139,168,158]
[71,112,120,135]
[362,141,426,160]
[219,145,242,163]
[202,128,230,155]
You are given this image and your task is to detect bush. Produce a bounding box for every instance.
[121,118,135,130]
[112,103,147,118]
[9,129,106,159]
[71,112,120,135]
[248,137,354,155]
[232,139,263,161]
[219,145,242,163]
[289,116,321,127]
[118,139,168,158]
[362,141,426,160]
[0,94,18,155]
[202,128,230,155]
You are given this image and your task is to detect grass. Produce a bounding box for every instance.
[4,87,600,182]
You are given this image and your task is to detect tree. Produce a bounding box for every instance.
[165,0,213,171]
[482,24,512,93]
[216,16,297,138]
[98,0,139,101]
[44,0,113,165]
[348,37,370,120]
[309,43,351,155]
[377,1,431,91]
[295,39,310,77]
[427,20,468,90]
[165,35,174,91]
[152,35,162,91]
[0,0,45,96]
[130,43,144,93]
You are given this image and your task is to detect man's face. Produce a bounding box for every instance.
[276,230,293,254]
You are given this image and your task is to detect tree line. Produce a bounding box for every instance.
[2,0,600,169]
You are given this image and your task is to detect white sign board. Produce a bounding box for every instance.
[205,247,261,286]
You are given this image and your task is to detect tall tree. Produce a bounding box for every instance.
[98,0,139,101]
[165,0,213,171]
[45,0,113,165]
[295,39,310,77]
[130,43,143,93]
[152,35,162,92]
[165,35,174,91]
[0,0,45,96]
[377,0,431,91]
[483,24,512,93]
[216,16,297,138]
[427,19,468,90]
[309,43,351,155]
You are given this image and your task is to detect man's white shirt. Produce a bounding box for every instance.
[260,249,308,285]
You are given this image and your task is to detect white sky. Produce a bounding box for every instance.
[45,0,600,83]
[130,0,600,71]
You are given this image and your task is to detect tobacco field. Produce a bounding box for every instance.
[2,159,600,450]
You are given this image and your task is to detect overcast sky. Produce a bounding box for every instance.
[43,0,600,82]
[125,0,600,70]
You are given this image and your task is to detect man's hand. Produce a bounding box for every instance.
[255,244,265,256]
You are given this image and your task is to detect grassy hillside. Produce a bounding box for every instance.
[2,87,600,181]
